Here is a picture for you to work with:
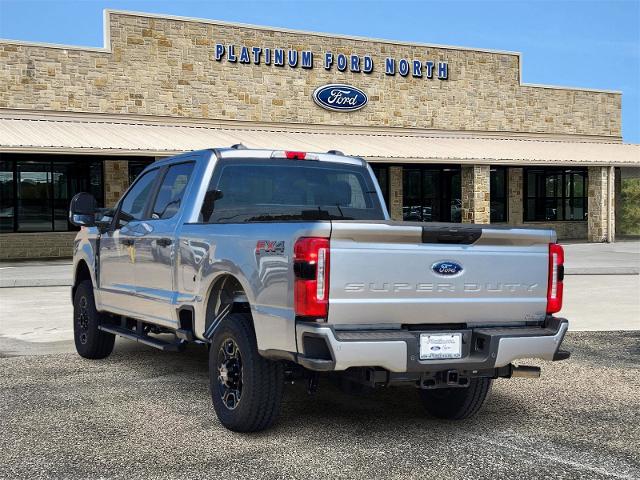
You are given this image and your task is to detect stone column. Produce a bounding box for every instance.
[587,166,615,242]
[104,160,130,207]
[461,165,490,224]
[388,166,404,221]
[507,167,524,225]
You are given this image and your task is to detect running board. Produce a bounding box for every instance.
[98,324,186,352]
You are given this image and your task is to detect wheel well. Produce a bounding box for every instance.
[73,260,92,299]
[204,274,250,333]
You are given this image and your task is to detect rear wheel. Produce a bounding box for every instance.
[73,280,115,359]
[209,313,284,432]
[419,377,492,420]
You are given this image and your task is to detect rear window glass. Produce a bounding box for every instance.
[200,159,385,223]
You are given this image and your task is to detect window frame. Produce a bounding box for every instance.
[523,167,588,222]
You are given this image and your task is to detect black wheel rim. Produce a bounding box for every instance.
[217,338,243,410]
[76,295,89,345]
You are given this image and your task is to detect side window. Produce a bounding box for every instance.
[151,162,195,220]
[118,169,159,227]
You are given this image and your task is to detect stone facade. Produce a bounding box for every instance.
[104,160,130,207]
[388,166,403,220]
[0,232,77,259]
[587,166,615,242]
[461,165,490,224]
[0,11,621,138]
[507,167,524,225]
[0,11,626,260]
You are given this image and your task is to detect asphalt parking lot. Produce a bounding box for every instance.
[1,332,639,480]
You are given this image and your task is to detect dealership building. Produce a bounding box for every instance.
[0,10,639,259]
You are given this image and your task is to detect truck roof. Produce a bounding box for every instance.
[213,146,366,166]
[152,146,367,168]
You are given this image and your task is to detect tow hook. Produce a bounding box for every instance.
[510,365,541,378]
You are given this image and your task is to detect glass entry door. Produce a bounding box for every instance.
[402,166,461,222]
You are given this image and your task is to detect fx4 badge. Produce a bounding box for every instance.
[255,240,285,257]
[432,260,463,276]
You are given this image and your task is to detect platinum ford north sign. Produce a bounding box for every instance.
[313,84,368,112]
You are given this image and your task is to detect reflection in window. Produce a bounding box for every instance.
[119,169,159,225]
[152,162,194,220]
[402,166,461,222]
[524,168,588,221]
[0,155,105,232]
[490,167,508,223]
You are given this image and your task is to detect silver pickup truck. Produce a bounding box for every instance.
[69,147,569,432]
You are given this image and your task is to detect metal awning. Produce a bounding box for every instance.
[1,111,638,166]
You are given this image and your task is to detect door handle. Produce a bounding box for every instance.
[121,238,135,246]
[157,237,173,247]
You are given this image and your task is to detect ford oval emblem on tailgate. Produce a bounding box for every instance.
[432,261,463,276]
[312,84,368,112]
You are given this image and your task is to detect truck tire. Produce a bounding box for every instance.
[419,377,492,420]
[209,313,284,432]
[73,280,115,359]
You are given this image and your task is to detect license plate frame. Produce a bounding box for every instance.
[419,333,463,360]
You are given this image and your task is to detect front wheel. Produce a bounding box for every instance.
[209,313,284,432]
[419,377,492,420]
[73,280,115,359]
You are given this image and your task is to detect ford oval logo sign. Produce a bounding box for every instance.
[312,84,368,112]
[432,261,464,277]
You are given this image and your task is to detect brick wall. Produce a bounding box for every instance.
[0,11,621,138]
[0,232,77,260]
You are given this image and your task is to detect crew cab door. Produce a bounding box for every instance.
[132,161,195,327]
[99,167,161,316]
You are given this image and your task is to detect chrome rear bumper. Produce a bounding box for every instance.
[296,317,569,373]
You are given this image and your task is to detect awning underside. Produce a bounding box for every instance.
[1,115,638,166]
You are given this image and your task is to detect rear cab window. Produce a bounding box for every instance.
[200,158,385,223]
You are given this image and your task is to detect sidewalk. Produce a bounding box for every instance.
[0,259,72,287]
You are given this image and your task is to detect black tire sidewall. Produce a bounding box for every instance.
[73,280,114,359]
[208,313,283,432]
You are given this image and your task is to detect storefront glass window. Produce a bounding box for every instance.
[490,167,508,223]
[524,168,587,221]
[0,154,107,232]
[371,165,389,207]
[402,166,461,222]
[17,162,52,232]
[0,161,14,232]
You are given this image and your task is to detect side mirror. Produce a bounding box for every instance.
[69,192,97,227]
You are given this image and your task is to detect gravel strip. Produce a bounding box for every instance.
[0,331,638,480]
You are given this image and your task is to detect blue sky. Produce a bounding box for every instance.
[1,0,638,142]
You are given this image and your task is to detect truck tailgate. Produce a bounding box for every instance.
[328,221,555,326]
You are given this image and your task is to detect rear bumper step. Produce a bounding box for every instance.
[296,316,569,373]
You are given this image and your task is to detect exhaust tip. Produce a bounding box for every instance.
[510,365,541,378]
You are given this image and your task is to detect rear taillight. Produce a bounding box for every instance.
[546,243,564,314]
[293,237,330,319]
